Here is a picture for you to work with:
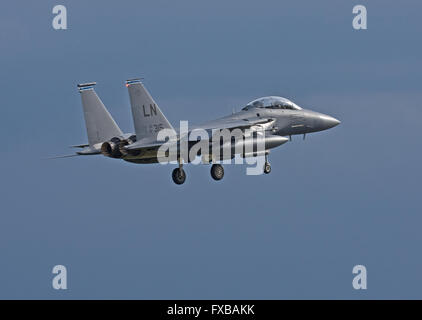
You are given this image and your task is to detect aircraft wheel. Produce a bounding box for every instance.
[210,164,224,181]
[263,162,271,174]
[172,168,186,185]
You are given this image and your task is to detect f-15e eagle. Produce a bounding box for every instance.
[65,79,340,185]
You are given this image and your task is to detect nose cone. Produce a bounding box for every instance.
[318,114,341,130]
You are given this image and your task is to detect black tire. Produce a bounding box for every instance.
[211,164,224,181]
[264,163,271,174]
[172,168,186,185]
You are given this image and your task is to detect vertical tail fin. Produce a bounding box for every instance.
[126,79,174,142]
[78,82,123,146]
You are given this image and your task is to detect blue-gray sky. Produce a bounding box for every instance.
[0,0,421,299]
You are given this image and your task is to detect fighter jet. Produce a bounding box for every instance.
[68,79,340,185]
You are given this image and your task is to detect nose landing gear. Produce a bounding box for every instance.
[263,162,271,174]
[263,154,271,174]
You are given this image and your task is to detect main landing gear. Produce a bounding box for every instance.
[171,156,271,185]
[172,160,186,185]
[171,163,225,185]
[210,164,224,181]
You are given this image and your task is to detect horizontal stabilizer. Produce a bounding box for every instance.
[46,154,82,160]
[69,144,89,148]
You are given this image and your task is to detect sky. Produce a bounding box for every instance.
[0,0,421,299]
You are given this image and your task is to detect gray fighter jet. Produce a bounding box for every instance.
[69,79,340,184]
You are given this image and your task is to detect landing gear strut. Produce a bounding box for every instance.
[263,154,271,174]
[172,159,186,185]
[210,164,224,181]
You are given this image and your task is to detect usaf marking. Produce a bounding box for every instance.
[142,104,158,117]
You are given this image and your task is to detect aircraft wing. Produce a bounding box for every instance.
[123,117,275,151]
[191,117,274,131]
[187,117,275,140]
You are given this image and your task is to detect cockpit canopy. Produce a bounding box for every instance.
[242,96,302,111]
